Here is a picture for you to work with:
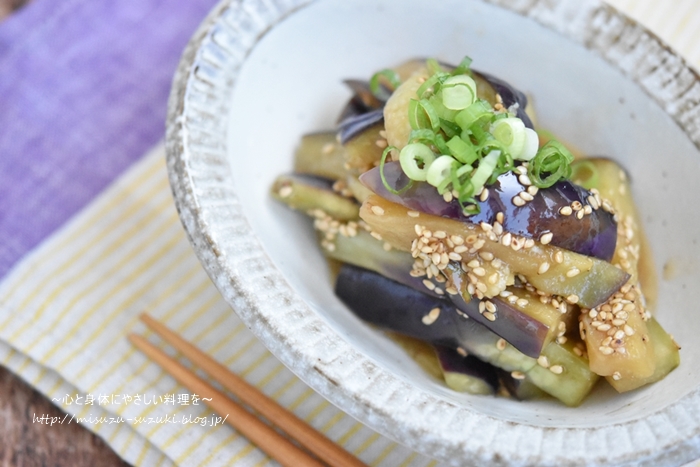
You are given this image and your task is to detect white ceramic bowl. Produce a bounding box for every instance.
[165,0,700,465]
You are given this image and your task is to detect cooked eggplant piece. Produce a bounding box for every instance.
[360,162,618,261]
[271,174,359,221]
[360,194,629,308]
[338,108,384,145]
[326,231,561,358]
[337,79,385,122]
[434,345,499,395]
[293,131,348,181]
[497,370,548,400]
[335,264,598,406]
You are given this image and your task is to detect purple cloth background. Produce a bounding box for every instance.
[0,0,218,279]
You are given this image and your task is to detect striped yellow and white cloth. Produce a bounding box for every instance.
[0,1,699,466]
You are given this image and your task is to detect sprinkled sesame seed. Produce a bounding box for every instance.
[612,371,622,381]
[483,311,496,321]
[549,365,563,374]
[422,280,436,290]
[519,191,534,202]
[443,191,453,203]
[501,232,512,246]
[473,267,486,277]
[566,267,581,278]
[556,336,568,344]
[524,238,535,249]
[511,371,526,380]
[371,205,385,216]
[537,356,550,368]
[496,212,505,224]
[456,347,468,356]
[496,338,507,350]
[488,273,499,284]
[576,209,584,220]
[527,185,539,196]
[597,324,612,332]
[485,301,497,313]
[518,174,532,186]
[571,201,582,211]
[448,252,462,262]
[383,242,392,251]
[407,210,420,218]
[278,185,293,198]
[559,206,573,216]
[599,346,614,355]
[583,205,593,215]
[538,262,550,274]
[624,325,635,336]
[554,251,564,264]
[566,294,579,304]
[512,196,526,207]
[371,231,383,240]
[516,298,529,308]
[422,307,441,325]
[479,188,490,202]
[540,232,553,245]
[573,347,583,356]
[480,222,492,232]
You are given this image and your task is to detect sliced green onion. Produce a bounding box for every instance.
[399,143,436,182]
[446,135,478,165]
[469,150,500,195]
[528,141,574,188]
[570,160,600,190]
[426,58,444,75]
[426,155,457,187]
[369,69,401,99]
[441,75,478,110]
[491,117,526,157]
[454,100,492,131]
[516,127,539,161]
[416,72,448,99]
[408,99,440,132]
[451,56,473,76]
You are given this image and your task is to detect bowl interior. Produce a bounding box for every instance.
[226,0,700,427]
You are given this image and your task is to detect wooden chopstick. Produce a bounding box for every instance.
[133,313,368,467]
[129,334,325,467]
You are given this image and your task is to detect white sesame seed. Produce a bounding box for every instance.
[519,191,534,202]
[527,185,539,196]
[496,338,507,350]
[549,365,563,374]
[479,188,490,202]
[537,356,550,368]
[538,262,550,274]
[443,191,453,203]
[554,251,564,264]
[559,206,573,216]
[480,222,492,232]
[624,325,635,336]
[278,185,293,198]
[566,267,581,278]
[473,267,486,277]
[518,174,532,186]
[370,231,383,241]
[407,210,420,218]
[599,346,614,355]
[576,209,584,220]
[456,347,468,356]
[516,298,529,308]
[597,324,612,332]
[556,336,568,344]
[496,212,505,224]
[501,232,512,246]
[422,280,435,290]
[511,371,526,380]
[371,205,385,216]
[483,311,496,321]
[540,232,553,245]
[566,294,579,304]
[422,307,441,325]
[485,301,497,313]
[488,273,499,285]
[612,371,622,381]
[512,196,526,207]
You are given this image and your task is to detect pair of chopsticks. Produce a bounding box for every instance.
[129,314,368,467]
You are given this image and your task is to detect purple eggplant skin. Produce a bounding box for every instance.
[445,263,548,358]
[361,161,618,261]
[337,79,385,123]
[336,264,486,350]
[338,108,384,145]
[473,70,533,129]
[335,264,546,358]
[328,232,549,357]
[434,345,499,395]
